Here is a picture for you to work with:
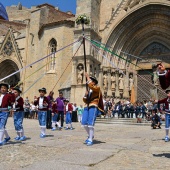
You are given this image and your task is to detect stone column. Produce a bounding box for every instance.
[107,68,112,96]
[98,65,103,93]
[72,60,77,85]
[123,71,130,99]
[115,70,120,98]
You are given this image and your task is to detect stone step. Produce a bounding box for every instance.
[95,118,165,126]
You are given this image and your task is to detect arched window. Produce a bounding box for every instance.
[47,38,57,70]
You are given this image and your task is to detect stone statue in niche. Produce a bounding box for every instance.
[152,71,159,86]
[152,64,159,86]
[103,72,108,91]
[111,72,116,91]
[119,73,124,90]
[77,64,84,85]
[119,73,124,98]
[129,74,134,91]
[129,74,134,96]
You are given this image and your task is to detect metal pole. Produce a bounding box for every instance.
[82,23,88,90]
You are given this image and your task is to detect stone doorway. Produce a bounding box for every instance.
[0,59,20,87]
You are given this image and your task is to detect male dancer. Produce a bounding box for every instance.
[157,64,170,89]
[0,82,15,145]
[155,89,170,142]
[13,87,26,141]
[82,72,104,146]
[34,88,49,138]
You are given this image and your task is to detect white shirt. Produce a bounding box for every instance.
[0,94,5,106]
[39,97,44,109]
[66,104,68,112]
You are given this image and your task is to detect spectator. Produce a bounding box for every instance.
[46,91,54,129]
[77,105,84,122]
[24,98,30,119]
[56,92,65,128]
[30,101,37,119]
[72,103,78,122]
[151,110,161,129]
[137,112,142,123]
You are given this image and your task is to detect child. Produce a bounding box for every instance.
[12,87,26,141]
[151,109,161,129]
[156,89,170,142]
[34,88,49,138]
[137,112,142,123]
[51,101,61,131]
[0,83,15,146]
[64,99,73,130]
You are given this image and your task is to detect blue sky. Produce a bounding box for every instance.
[1,0,76,14]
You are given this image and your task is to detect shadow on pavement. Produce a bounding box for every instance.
[153,153,170,158]
[93,139,106,144]
[45,135,54,137]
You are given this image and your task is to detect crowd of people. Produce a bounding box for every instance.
[16,93,84,125]
[103,98,165,125]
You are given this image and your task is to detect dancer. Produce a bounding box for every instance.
[13,87,26,141]
[0,83,15,146]
[51,101,62,131]
[82,72,104,146]
[157,64,169,89]
[64,99,73,130]
[34,88,49,138]
[155,89,170,142]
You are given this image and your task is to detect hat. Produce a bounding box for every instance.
[0,82,9,89]
[39,87,47,93]
[64,98,69,102]
[13,87,22,93]
[165,89,170,94]
[89,76,98,84]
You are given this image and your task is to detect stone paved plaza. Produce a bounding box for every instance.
[0,118,170,170]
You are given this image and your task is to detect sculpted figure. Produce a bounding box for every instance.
[111,72,116,91]
[119,74,124,90]
[129,74,134,91]
[153,71,159,86]
[77,65,83,84]
[103,73,108,91]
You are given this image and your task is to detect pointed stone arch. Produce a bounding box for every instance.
[0,59,20,86]
[0,28,23,68]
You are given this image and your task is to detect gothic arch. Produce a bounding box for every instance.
[103,4,170,67]
[0,59,20,86]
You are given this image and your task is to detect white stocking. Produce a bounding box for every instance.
[88,127,94,142]
[56,122,61,128]
[4,129,9,138]
[52,122,56,129]
[165,128,169,137]
[0,129,5,143]
[84,126,89,136]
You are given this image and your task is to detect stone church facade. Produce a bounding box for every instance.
[0,0,170,104]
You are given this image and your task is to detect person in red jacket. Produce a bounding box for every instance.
[12,87,26,141]
[64,99,73,130]
[155,89,170,142]
[51,101,62,131]
[0,82,15,146]
[34,87,49,138]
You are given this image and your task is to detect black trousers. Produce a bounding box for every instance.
[46,110,52,129]
[57,111,64,127]
[72,111,78,122]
